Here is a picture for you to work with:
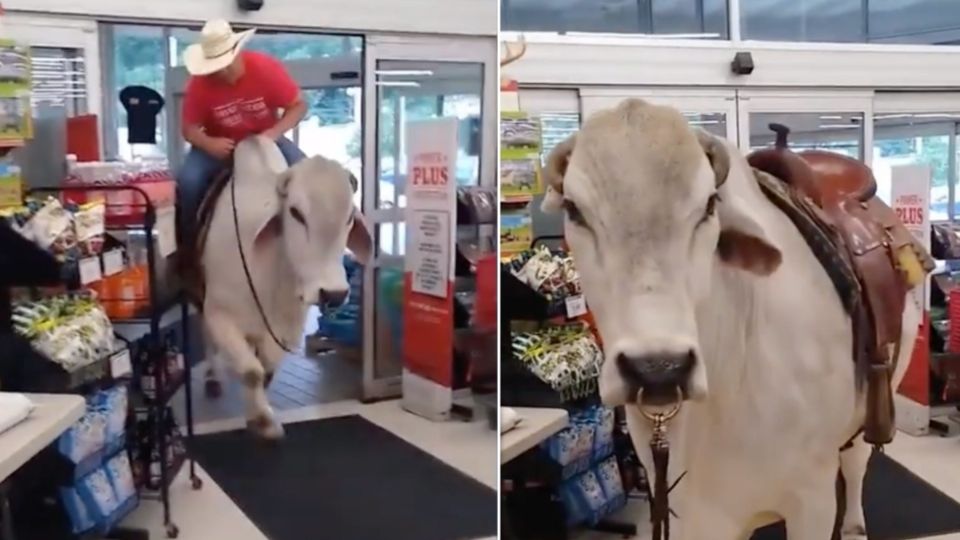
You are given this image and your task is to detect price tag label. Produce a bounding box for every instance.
[156,207,177,258]
[565,294,587,318]
[78,256,102,285]
[103,249,124,276]
[110,349,133,379]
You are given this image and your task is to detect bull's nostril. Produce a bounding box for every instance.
[617,350,697,391]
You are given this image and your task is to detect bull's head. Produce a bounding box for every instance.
[253,155,372,308]
[541,98,782,407]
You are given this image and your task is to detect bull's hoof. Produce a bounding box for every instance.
[246,415,285,440]
[204,379,223,399]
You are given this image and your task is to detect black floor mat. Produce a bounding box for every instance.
[752,452,960,540]
[190,415,497,540]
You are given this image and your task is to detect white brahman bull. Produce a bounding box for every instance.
[200,136,371,439]
[541,99,920,540]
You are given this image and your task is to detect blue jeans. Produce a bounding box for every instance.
[177,136,305,238]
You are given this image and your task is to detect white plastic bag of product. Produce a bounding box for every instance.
[0,393,34,435]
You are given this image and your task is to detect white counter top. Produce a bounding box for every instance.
[0,394,85,483]
[500,407,569,464]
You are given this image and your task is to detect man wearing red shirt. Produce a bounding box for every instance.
[178,19,307,240]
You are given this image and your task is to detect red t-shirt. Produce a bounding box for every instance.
[182,50,299,142]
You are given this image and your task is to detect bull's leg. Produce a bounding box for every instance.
[257,335,287,390]
[203,309,283,439]
[783,464,839,540]
[203,348,224,399]
[838,437,870,539]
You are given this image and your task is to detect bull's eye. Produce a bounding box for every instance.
[289,206,307,227]
[562,199,587,227]
[703,193,721,221]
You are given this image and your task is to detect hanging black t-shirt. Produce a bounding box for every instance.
[119,86,165,144]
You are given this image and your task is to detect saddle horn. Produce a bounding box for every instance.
[769,123,791,149]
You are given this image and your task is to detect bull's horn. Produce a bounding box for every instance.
[501,37,527,67]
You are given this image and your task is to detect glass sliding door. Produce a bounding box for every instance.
[361,35,496,400]
[737,91,872,158]
[747,112,864,158]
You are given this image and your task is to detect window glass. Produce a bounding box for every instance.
[749,112,863,160]
[741,0,864,43]
[741,0,960,44]
[869,0,960,44]
[539,112,580,164]
[873,113,960,222]
[30,48,87,115]
[112,26,166,160]
[170,30,360,66]
[501,0,728,38]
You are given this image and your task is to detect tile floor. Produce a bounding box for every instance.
[171,307,362,424]
[171,351,361,424]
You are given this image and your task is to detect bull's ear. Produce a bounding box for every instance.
[541,134,576,213]
[254,168,295,251]
[716,192,782,276]
[347,207,372,265]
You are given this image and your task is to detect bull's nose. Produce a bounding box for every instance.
[616,350,696,404]
[319,288,348,308]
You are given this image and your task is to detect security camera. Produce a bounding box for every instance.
[731,52,755,76]
[237,0,264,11]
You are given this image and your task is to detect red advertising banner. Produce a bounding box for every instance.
[401,118,460,420]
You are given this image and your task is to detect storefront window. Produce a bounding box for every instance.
[501,0,729,38]
[169,30,360,66]
[749,112,863,160]
[872,113,959,222]
[741,0,960,44]
[111,25,166,160]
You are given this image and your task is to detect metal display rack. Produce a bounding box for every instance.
[4,184,201,539]
[500,236,641,539]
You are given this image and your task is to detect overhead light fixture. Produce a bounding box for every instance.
[376,70,434,77]
[376,81,421,87]
[818,124,859,129]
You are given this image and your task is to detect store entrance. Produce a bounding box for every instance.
[360,35,497,400]
[165,33,497,415]
[166,53,367,422]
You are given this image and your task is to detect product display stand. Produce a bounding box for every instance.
[501,237,639,539]
[451,186,498,425]
[0,224,151,540]
[23,185,200,539]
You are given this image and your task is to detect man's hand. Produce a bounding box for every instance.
[205,137,236,160]
[261,127,282,141]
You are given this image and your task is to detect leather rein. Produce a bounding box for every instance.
[639,388,684,540]
[229,171,297,355]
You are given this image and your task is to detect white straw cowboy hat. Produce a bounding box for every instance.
[183,20,256,76]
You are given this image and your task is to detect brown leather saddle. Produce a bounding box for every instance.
[748,124,934,447]
[175,166,234,308]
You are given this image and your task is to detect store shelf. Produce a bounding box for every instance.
[61,347,133,393]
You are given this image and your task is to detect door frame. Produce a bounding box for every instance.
[360,33,497,400]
